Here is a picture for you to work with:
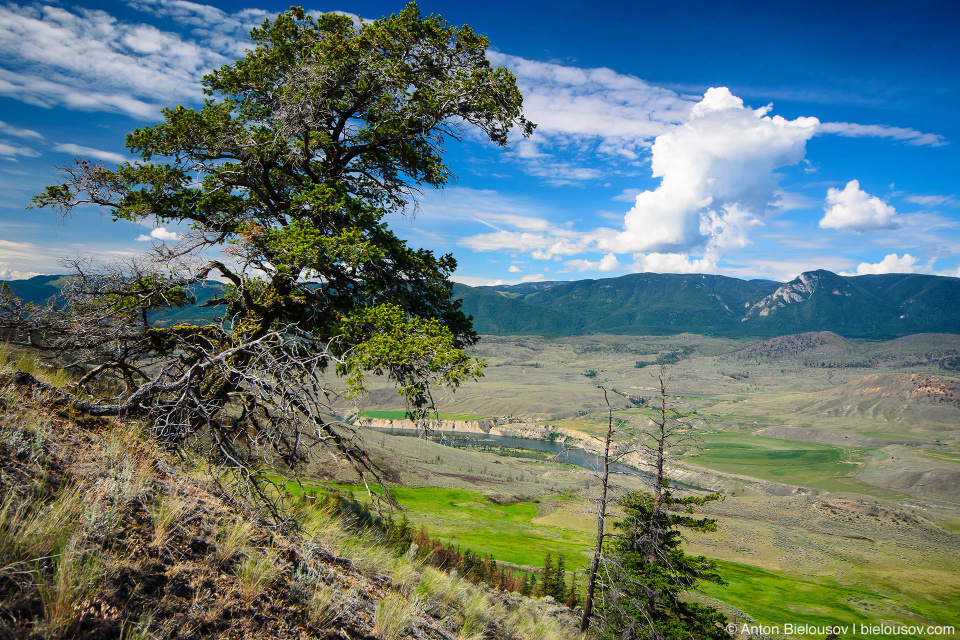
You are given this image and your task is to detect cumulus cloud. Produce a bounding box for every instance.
[564,253,621,273]
[136,226,180,241]
[54,143,127,164]
[460,88,818,268]
[818,122,947,147]
[0,261,41,280]
[848,253,919,275]
[604,88,818,254]
[820,180,899,231]
[630,253,717,274]
[507,265,521,273]
[520,273,545,283]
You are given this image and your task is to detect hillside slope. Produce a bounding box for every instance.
[0,372,579,640]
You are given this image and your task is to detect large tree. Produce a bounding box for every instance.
[1,4,532,519]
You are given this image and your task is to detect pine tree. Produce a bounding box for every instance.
[566,570,580,609]
[597,488,728,640]
[540,553,555,598]
[555,553,568,601]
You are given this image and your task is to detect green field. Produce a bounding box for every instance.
[298,481,594,569]
[292,476,960,638]
[683,434,849,484]
[700,561,960,639]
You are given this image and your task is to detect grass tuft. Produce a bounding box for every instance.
[147,494,187,546]
[237,548,283,599]
[36,536,104,636]
[374,594,413,640]
[215,518,252,566]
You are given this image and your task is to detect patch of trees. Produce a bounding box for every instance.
[635,346,696,368]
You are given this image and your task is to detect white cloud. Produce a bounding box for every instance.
[564,253,621,273]
[612,188,643,203]
[0,261,42,280]
[489,52,692,154]
[136,226,180,241]
[459,88,819,269]
[848,253,919,275]
[450,275,507,286]
[602,88,818,254]
[0,120,43,139]
[905,194,959,208]
[53,143,127,164]
[0,140,40,159]
[508,265,521,273]
[820,180,899,231]
[818,122,947,147]
[520,273,545,283]
[630,252,716,274]
[0,3,237,118]
[0,69,160,118]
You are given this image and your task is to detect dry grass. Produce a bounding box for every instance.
[36,536,104,635]
[0,483,87,571]
[306,584,338,628]
[374,594,413,640]
[215,518,252,565]
[147,494,187,546]
[237,548,283,599]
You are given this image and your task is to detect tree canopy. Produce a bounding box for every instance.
[4,3,533,520]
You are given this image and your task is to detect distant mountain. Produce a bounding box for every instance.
[1,274,71,304]
[1,274,225,325]
[455,270,960,339]
[7,270,960,339]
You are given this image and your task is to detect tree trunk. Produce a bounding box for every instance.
[580,388,614,632]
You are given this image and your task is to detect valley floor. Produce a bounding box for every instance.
[348,332,960,639]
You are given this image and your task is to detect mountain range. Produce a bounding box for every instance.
[5,270,960,340]
[453,270,960,339]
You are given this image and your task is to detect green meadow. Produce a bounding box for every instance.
[700,560,960,638]
[288,474,960,638]
[298,481,594,568]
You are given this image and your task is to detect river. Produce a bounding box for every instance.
[367,426,705,491]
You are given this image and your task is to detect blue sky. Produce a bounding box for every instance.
[1,0,958,285]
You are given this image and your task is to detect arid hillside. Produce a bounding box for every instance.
[0,376,579,640]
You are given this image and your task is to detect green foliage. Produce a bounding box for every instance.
[598,489,728,640]
[17,3,533,506]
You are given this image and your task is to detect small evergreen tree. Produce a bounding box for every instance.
[555,553,568,601]
[540,553,555,598]
[520,574,532,596]
[566,570,580,610]
[597,487,728,640]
